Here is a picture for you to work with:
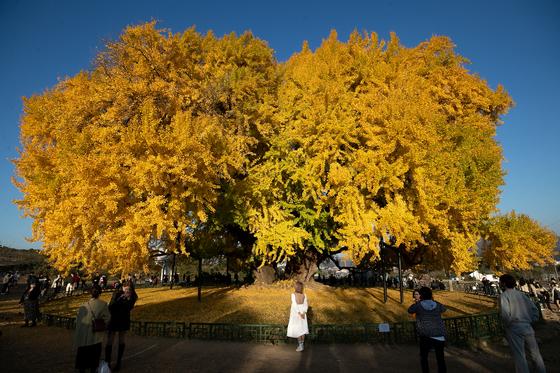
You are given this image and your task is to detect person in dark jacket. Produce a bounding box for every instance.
[105,281,138,371]
[408,286,447,373]
[19,281,41,327]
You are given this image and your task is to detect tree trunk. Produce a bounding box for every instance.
[284,251,319,283]
[253,265,276,285]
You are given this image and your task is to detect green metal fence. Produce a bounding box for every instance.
[42,312,502,345]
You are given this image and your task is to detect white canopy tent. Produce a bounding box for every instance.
[469,270,499,282]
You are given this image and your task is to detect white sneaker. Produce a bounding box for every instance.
[296,344,304,352]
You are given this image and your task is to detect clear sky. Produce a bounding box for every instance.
[1,0,558,250]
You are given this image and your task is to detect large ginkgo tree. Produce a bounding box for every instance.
[17,24,554,278]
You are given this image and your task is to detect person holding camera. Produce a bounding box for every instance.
[105,281,138,371]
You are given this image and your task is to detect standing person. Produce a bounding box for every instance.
[499,274,546,373]
[26,272,37,286]
[19,282,41,327]
[409,289,421,319]
[39,274,50,298]
[126,273,136,287]
[408,286,447,373]
[286,281,309,352]
[66,280,74,296]
[92,273,100,287]
[413,289,421,302]
[519,278,529,294]
[105,282,138,371]
[74,284,110,373]
[1,272,10,295]
[552,281,560,312]
[72,273,80,291]
[52,274,62,294]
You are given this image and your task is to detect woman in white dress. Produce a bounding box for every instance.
[287,281,309,351]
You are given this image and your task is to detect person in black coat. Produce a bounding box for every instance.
[19,282,41,327]
[105,281,138,371]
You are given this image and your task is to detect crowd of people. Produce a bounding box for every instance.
[518,277,560,312]
[316,271,401,287]
[1,270,116,300]
[315,271,449,292]
[5,268,556,372]
[469,275,560,312]
[156,271,252,287]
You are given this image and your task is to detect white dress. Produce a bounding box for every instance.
[287,293,309,338]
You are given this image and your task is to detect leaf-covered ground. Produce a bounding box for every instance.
[37,286,497,324]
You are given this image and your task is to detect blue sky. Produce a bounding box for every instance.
[1,0,558,249]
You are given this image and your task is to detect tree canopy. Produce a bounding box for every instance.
[481,212,558,272]
[14,22,277,274]
[241,31,512,274]
[16,23,551,276]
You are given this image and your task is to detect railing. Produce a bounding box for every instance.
[42,312,502,345]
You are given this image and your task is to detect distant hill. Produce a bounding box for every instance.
[0,245,44,268]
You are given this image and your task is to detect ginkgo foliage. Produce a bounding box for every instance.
[14,22,278,274]
[17,23,548,277]
[481,212,558,272]
[241,31,513,274]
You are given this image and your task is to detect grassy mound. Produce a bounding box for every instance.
[40,286,497,324]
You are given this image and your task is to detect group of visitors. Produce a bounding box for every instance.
[316,271,449,292]
[157,271,248,287]
[405,274,547,373]
[519,277,560,312]
[316,272,395,287]
[147,275,159,286]
[0,271,19,295]
[74,280,138,373]
[14,272,91,301]
[287,274,547,373]
[8,267,552,372]
[479,276,500,296]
